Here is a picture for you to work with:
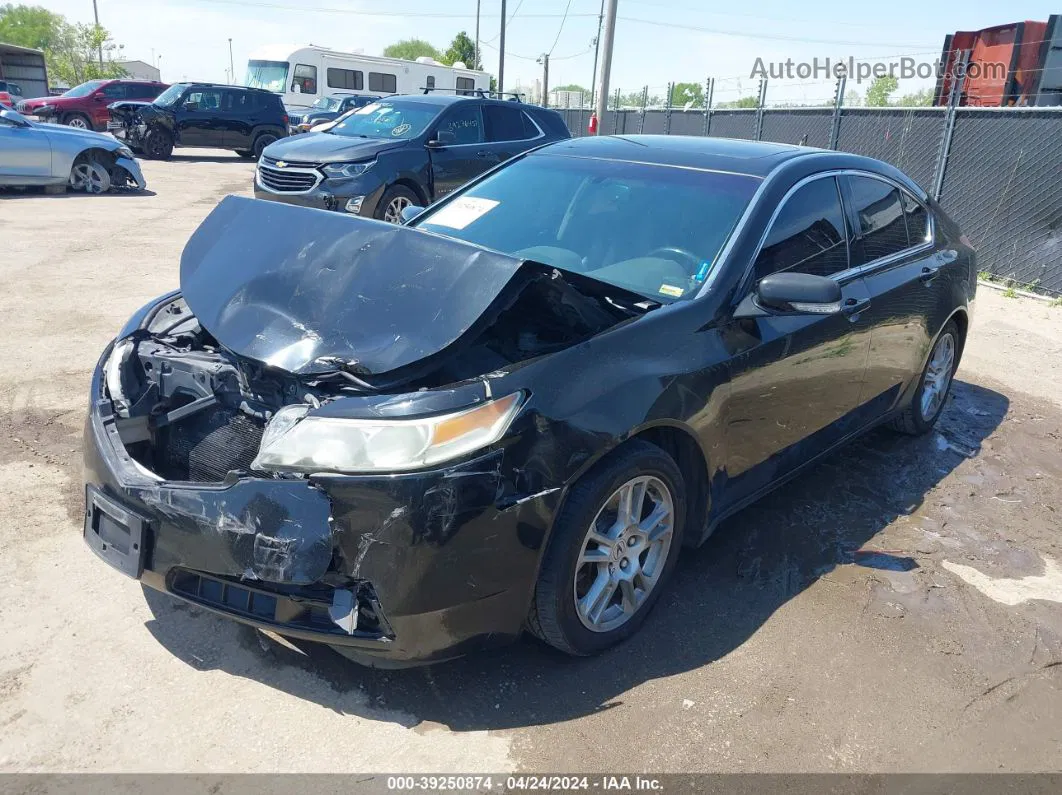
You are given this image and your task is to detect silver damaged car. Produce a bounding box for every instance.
[0,108,147,194]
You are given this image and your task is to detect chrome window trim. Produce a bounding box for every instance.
[733,168,936,295]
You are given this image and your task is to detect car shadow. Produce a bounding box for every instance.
[141,379,1008,731]
[165,153,252,164]
[0,188,157,199]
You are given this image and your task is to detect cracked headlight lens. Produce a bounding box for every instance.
[322,160,375,178]
[252,392,523,474]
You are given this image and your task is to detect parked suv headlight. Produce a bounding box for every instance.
[322,160,375,178]
[251,392,523,474]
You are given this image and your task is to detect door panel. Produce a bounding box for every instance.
[428,104,485,199]
[842,176,944,414]
[721,174,872,503]
[223,90,255,149]
[177,89,226,147]
[0,122,51,179]
[723,277,873,501]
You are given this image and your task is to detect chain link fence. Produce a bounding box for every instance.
[556,103,1062,296]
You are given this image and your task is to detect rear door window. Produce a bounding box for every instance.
[845,176,911,265]
[484,104,532,142]
[754,177,850,281]
[99,83,127,100]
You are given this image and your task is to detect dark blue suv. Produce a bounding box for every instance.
[254,94,570,222]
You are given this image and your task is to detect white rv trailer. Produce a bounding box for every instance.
[245,45,491,111]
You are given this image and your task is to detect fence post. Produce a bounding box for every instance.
[613,87,621,133]
[639,85,648,133]
[702,76,713,137]
[932,50,969,201]
[828,75,846,150]
[755,78,767,141]
[664,82,674,134]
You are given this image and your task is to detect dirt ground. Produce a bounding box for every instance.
[1,151,1061,775]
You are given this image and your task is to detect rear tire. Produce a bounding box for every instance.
[235,149,255,159]
[142,127,173,160]
[890,321,960,435]
[252,133,277,159]
[528,440,686,656]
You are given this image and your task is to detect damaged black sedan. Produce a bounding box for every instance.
[84,136,975,665]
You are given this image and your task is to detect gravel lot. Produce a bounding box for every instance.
[1,151,1061,774]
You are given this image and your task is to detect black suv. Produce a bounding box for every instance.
[254,94,570,221]
[288,94,381,134]
[108,82,289,160]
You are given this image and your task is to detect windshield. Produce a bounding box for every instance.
[413,154,761,302]
[153,84,187,107]
[328,100,439,140]
[63,80,106,98]
[311,96,341,111]
[246,60,289,93]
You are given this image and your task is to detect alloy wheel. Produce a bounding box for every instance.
[920,332,956,421]
[574,475,675,633]
[383,196,412,223]
[66,116,89,129]
[69,161,110,194]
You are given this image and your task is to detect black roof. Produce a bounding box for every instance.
[535,135,817,177]
[172,82,276,93]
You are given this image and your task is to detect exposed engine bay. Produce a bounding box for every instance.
[108,275,643,483]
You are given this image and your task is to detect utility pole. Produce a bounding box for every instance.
[593,0,618,133]
[537,53,550,107]
[228,38,235,84]
[497,0,506,95]
[588,0,604,108]
[474,0,481,70]
[92,0,103,66]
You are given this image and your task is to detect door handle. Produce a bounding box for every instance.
[919,264,942,284]
[475,150,497,159]
[842,297,871,317]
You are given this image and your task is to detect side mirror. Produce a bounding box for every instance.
[93,93,107,102]
[427,129,456,147]
[0,108,29,127]
[400,204,425,224]
[735,272,842,318]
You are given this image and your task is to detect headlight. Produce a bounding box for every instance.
[116,145,135,159]
[322,159,375,178]
[104,340,134,417]
[251,392,523,474]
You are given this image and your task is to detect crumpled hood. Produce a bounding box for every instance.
[261,132,403,163]
[180,195,530,376]
[35,120,121,148]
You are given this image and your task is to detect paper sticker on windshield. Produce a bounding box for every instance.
[427,197,500,230]
[391,123,411,137]
[659,284,685,298]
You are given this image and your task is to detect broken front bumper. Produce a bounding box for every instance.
[82,349,559,665]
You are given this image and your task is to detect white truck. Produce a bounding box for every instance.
[245,45,491,111]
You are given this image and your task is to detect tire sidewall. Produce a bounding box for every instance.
[374,185,419,221]
[912,322,959,431]
[64,113,91,130]
[541,444,686,655]
[253,133,277,159]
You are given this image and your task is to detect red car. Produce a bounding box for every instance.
[17,79,168,131]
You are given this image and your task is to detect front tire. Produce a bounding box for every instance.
[891,321,960,435]
[528,440,686,656]
[235,149,255,159]
[64,113,92,130]
[374,185,419,223]
[142,127,173,160]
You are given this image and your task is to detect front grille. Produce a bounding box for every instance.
[257,164,320,193]
[261,155,320,169]
[160,410,264,482]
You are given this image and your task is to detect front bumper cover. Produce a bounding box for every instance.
[82,349,559,664]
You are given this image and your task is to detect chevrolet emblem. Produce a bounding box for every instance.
[275,160,288,168]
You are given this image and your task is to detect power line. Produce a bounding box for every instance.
[197,0,595,19]
[547,0,576,56]
[482,0,526,46]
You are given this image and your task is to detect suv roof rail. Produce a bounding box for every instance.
[417,86,524,102]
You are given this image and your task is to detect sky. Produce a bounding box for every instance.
[34,0,1062,104]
